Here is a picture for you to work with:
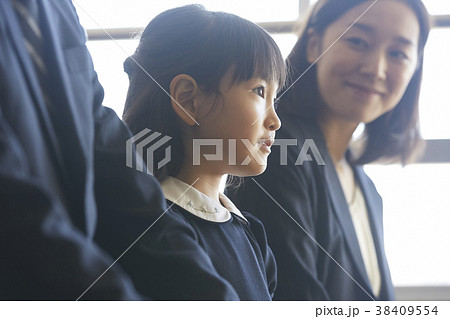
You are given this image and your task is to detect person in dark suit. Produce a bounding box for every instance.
[0,0,238,300]
[227,0,430,300]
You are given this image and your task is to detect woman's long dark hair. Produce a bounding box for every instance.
[123,4,286,181]
[279,0,430,165]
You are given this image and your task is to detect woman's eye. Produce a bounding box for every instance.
[253,86,265,98]
[390,50,409,61]
[347,37,368,49]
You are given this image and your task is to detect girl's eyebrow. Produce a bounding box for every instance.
[250,77,267,83]
[246,78,268,87]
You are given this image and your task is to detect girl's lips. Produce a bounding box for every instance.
[258,137,274,153]
[259,143,271,153]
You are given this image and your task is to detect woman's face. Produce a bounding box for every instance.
[307,0,420,125]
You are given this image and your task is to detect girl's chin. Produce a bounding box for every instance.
[232,163,268,177]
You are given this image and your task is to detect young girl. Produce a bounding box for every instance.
[122,5,286,300]
[228,0,430,300]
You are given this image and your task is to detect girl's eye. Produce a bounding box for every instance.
[253,86,265,98]
[347,37,369,50]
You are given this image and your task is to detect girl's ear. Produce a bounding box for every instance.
[306,29,321,64]
[169,74,200,126]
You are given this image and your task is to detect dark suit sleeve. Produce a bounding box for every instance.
[227,148,331,300]
[0,107,140,301]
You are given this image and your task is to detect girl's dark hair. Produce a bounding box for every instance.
[123,4,286,181]
[279,0,430,165]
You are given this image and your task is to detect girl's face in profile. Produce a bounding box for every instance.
[307,0,420,125]
[196,68,281,177]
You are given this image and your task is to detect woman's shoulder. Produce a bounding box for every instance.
[352,165,383,204]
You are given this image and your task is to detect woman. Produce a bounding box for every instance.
[227,0,430,300]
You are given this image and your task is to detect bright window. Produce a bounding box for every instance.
[310,0,450,15]
[420,29,450,139]
[365,164,450,287]
[422,0,450,15]
[86,40,138,116]
[74,0,299,29]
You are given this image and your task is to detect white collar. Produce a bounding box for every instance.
[161,176,248,224]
